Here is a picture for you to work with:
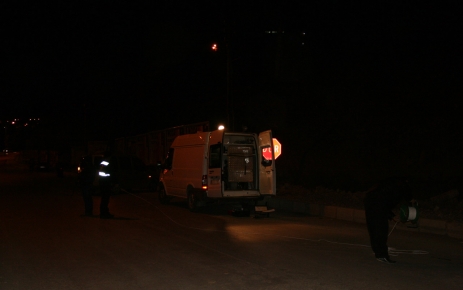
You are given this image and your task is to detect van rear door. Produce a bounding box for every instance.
[258,131,276,195]
[207,130,224,198]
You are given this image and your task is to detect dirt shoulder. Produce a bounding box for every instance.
[276,185,463,223]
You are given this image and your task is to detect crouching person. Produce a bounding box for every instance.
[364,177,414,264]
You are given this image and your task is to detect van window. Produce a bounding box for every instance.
[226,135,255,145]
[209,144,221,168]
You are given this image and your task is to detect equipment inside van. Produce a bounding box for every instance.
[158,129,276,212]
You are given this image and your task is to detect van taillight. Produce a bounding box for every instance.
[202,175,208,190]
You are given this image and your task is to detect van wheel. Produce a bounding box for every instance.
[148,181,158,193]
[158,186,169,204]
[187,192,198,212]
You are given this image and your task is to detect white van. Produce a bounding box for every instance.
[158,129,276,211]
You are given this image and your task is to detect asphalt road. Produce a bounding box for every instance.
[1,168,462,290]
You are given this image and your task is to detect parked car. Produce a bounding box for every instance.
[96,154,157,194]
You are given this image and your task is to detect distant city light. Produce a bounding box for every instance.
[211,43,218,51]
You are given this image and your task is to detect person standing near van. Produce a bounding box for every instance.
[364,176,414,264]
[78,156,95,216]
[98,156,115,219]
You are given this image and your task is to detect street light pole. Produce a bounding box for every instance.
[3,126,7,151]
[212,40,234,131]
[226,40,234,131]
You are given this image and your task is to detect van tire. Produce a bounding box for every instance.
[148,181,158,193]
[158,185,170,204]
[187,192,198,212]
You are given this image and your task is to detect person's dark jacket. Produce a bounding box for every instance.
[364,177,413,219]
[78,162,95,186]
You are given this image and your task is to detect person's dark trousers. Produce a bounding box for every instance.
[365,208,390,258]
[82,184,93,215]
[99,187,111,215]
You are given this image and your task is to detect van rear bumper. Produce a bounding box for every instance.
[198,189,274,202]
[221,190,261,198]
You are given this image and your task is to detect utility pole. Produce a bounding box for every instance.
[225,38,234,131]
[3,125,7,151]
[212,38,234,131]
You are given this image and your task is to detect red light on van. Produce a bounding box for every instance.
[202,175,208,190]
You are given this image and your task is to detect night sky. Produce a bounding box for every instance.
[2,2,462,189]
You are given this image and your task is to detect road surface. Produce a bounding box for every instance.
[1,168,462,289]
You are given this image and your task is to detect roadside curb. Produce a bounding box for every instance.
[268,198,463,240]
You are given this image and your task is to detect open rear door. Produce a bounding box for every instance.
[258,130,276,195]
